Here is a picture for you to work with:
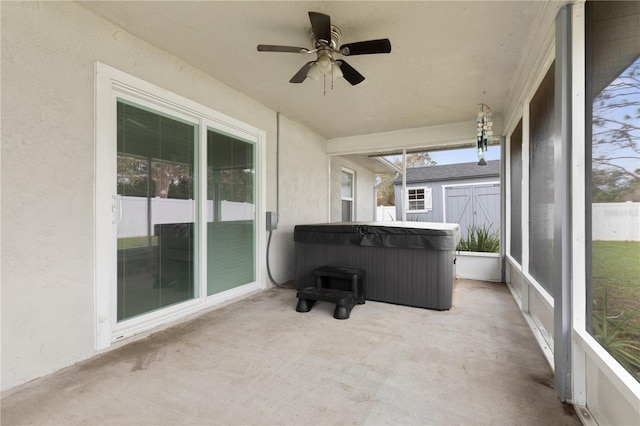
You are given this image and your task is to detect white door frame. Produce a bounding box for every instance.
[95,63,266,350]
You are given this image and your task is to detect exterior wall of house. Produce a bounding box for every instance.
[0,1,328,391]
[394,176,498,225]
[329,156,375,222]
[275,115,329,282]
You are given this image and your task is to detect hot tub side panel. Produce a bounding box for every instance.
[295,242,454,310]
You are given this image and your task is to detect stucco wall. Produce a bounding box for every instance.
[0,1,327,391]
[329,156,375,222]
[273,115,328,284]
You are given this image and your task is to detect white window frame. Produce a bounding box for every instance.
[95,63,266,350]
[569,3,640,416]
[406,186,432,213]
[341,167,355,221]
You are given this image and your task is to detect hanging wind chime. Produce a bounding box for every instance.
[476,103,493,166]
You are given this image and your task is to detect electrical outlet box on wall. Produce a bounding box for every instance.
[266,211,278,231]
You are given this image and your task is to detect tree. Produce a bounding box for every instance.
[377,177,396,206]
[592,168,640,202]
[591,58,640,202]
[377,152,437,206]
[152,160,192,199]
[396,152,437,168]
[168,177,193,200]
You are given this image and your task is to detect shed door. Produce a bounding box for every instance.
[445,186,473,238]
[473,184,500,230]
[445,183,500,238]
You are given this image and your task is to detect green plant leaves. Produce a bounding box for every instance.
[456,225,500,253]
[593,290,640,378]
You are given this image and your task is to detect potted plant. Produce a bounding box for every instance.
[455,225,501,281]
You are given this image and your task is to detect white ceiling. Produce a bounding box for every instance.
[82,1,565,140]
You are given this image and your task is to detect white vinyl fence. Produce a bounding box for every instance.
[118,196,254,238]
[376,206,396,221]
[592,202,640,241]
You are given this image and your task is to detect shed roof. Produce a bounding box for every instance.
[395,160,500,184]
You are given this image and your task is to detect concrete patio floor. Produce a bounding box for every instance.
[1,279,579,425]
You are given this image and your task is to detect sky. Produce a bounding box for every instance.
[428,146,500,165]
[591,56,640,175]
[387,146,501,166]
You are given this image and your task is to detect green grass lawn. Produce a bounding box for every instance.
[592,240,640,380]
[117,236,158,250]
[592,240,640,316]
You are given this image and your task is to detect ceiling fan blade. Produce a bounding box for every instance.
[340,39,392,55]
[257,45,309,53]
[336,60,365,85]
[289,61,315,83]
[308,12,331,43]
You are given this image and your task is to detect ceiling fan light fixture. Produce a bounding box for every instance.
[317,53,333,74]
[332,62,343,82]
[306,63,322,81]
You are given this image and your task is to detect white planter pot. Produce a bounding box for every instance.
[455,251,501,282]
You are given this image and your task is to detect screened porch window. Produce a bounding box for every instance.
[586,1,640,382]
[528,62,555,294]
[509,120,523,264]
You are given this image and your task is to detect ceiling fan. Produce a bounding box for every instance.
[257,12,391,86]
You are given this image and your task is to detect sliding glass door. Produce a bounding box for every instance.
[207,129,256,295]
[96,63,265,348]
[116,103,259,320]
[116,101,197,321]
[116,103,260,319]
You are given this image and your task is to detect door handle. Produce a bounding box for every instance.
[112,195,123,224]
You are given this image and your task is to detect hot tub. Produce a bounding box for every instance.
[294,222,461,310]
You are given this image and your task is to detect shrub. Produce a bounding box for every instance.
[456,224,500,253]
[593,290,640,380]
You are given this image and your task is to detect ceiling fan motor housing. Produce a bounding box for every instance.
[310,25,342,51]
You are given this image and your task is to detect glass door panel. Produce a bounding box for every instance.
[117,101,197,321]
[207,129,256,295]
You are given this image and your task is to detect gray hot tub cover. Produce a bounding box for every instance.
[294,222,461,251]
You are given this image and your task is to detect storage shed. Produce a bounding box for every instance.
[394,160,500,238]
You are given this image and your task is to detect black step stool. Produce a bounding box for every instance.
[296,266,365,320]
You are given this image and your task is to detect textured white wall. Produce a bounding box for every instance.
[329,157,376,222]
[268,114,329,285]
[0,1,328,391]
